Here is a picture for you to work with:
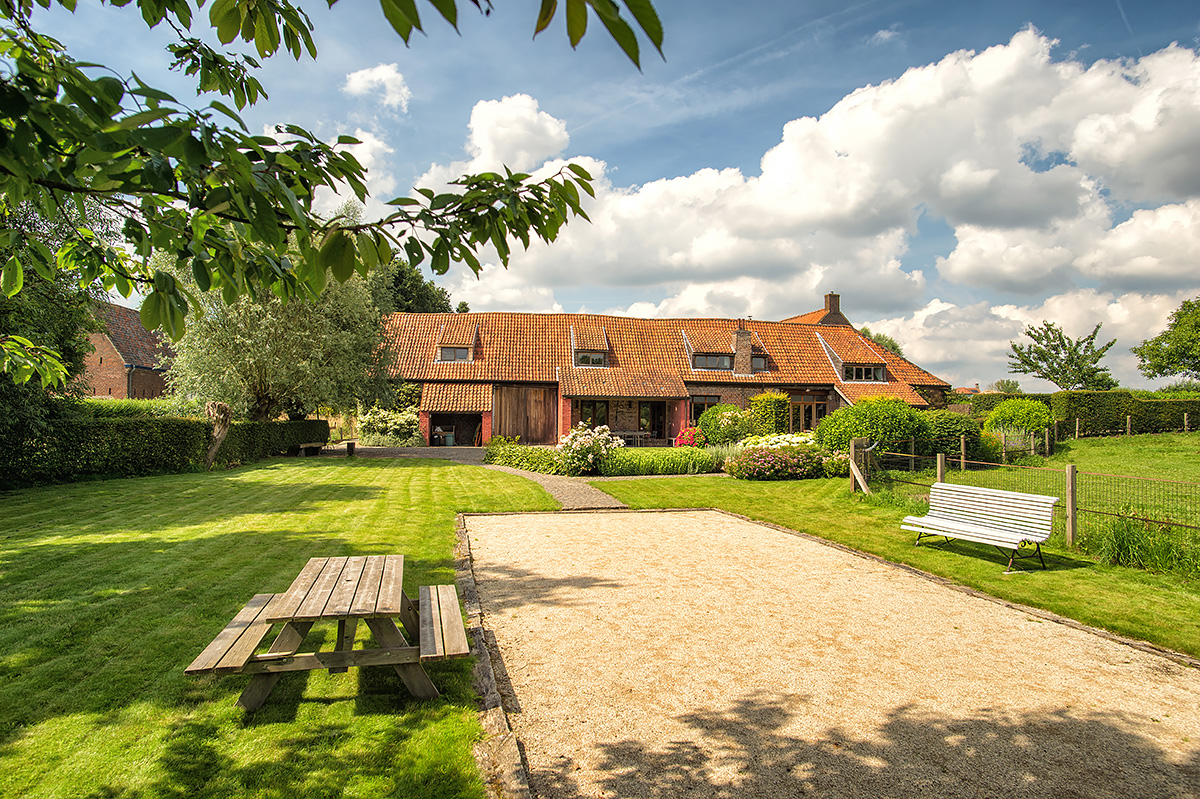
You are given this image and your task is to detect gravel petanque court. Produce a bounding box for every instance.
[465,509,1200,799]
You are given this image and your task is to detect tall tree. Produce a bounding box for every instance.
[0,0,663,385]
[859,326,904,357]
[985,379,1022,393]
[390,259,452,314]
[1131,297,1200,381]
[1007,321,1119,390]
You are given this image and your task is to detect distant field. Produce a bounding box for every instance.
[1044,431,1200,482]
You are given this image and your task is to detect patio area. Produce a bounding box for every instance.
[464,509,1200,798]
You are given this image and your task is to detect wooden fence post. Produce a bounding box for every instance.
[1186,412,1190,433]
[1075,417,1080,440]
[1030,432,1036,457]
[1044,428,1051,457]
[1126,415,1132,436]
[1065,464,1077,547]
[849,439,858,493]
[1001,432,1007,464]
[1053,420,1059,443]
[959,434,966,471]
[936,452,945,484]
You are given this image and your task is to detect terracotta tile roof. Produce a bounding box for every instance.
[420,382,492,412]
[570,321,609,351]
[382,311,949,404]
[560,367,687,398]
[95,301,173,369]
[437,315,478,346]
[817,328,887,365]
[837,382,927,405]
[780,309,827,324]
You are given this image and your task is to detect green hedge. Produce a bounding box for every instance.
[969,393,1053,415]
[1050,391,1136,436]
[599,447,716,476]
[79,398,177,418]
[481,443,566,475]
[749,390,788,436]
[0,418,330,489]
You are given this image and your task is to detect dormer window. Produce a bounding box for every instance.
[440,347,470,362]
[576,351,607,367]
[751,355,768,372]
[693,353,732,370]
[843,364,884,381]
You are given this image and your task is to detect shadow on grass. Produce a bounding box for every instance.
[531,692,1200,798]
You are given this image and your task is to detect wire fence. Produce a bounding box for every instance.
[860,438,1200,578]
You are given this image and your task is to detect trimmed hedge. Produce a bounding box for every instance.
[969,393,1053,415]
[920,410,985,459]
[481,443,566,475]
[599,447,716,476]
[0,418,330,489]
[79,398,177,418]
[749,390,789,436]
[1050,391,1200,436]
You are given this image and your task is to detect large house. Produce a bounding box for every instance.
[81,301,173,399]
[382,293,949,447]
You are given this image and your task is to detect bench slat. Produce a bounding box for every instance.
[375,555,406,616]
[186,593,275,674]
[265,557,326,622]
[419,585,445,660]
[437,584,470,658]
[294,557,347,621]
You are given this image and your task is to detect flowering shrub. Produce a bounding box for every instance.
[674,426,707,447]
[557,422,625,476]
[698,403,753,445]
[741,432,815,448]
[822,450,851,477]
[724,443,827,480]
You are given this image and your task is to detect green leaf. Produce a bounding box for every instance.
[535,0,557,35]
[2,255,23,297]
[565,0,587,47]
[591,2,640,67]
[318,230,356,283]
[192,257,212,292]
[425,0,457,28]
[379,0,415,41]
[567,162,593,181]
[140,292,162,331]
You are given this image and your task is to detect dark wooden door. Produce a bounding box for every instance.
[492,385,558,444]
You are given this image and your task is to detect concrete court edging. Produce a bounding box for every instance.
[454,505,1200,799]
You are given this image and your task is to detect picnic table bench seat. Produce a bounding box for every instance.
[902,482,1058,572]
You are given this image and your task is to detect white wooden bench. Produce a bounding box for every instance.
[902,482,1058,571]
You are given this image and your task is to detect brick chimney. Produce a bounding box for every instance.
[825,292,840,314]
[733,321,753,375]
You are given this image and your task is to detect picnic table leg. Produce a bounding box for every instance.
[237,621,313,711]
[399,591,420,642]
[330,618,358,675]
[365,618,439,699]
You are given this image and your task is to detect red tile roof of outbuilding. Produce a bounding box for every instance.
[94,302,173,369]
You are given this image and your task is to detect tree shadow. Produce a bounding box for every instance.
[470,562,625,614]
[532,692,1200,798]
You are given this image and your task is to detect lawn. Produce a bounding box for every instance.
[1045,431,1200,482]
[592,475,1200,660]
[0,458,556,799]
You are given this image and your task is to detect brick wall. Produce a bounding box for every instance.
[82,334,128,397]
[128,368,167,399]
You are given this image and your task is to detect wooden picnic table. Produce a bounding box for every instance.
[185,555,470,710]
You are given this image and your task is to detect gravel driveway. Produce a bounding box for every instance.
[464,509,1200,799]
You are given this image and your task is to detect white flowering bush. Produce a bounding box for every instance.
[741,432,816,449]
[557,422,625,476]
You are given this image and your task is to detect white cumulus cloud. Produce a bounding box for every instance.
[342,63,412,112]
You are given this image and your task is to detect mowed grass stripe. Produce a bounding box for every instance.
[0,457,556,799]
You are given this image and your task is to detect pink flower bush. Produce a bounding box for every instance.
[674,426,707,447]
[557,422,625,476]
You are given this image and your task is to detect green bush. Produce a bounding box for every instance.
[359,405,421,441]
[921,410,984,458]
[1131,398,1200,434]
[481,442,566,475]
[814,397,932,452]
[984,398,1054,434]
[599,447,716,476]
[703,442,743,472]
[698,403,753,446]
[749,390,789,436]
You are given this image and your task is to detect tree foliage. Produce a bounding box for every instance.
[1131,297,1200,381]
[859,326,903,357]
[165,257,392,421]
[390,259,452,314]
[0,0,663,385]
[1007,321,1118,390]
[985,378,1022,393]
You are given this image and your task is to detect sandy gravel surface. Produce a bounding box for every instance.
[465,510,1200,799]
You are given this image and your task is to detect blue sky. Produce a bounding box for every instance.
[32,0,1200,390]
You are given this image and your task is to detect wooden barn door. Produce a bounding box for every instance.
[492,385,558,444]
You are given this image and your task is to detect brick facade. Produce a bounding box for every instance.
[81,332,168,399]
